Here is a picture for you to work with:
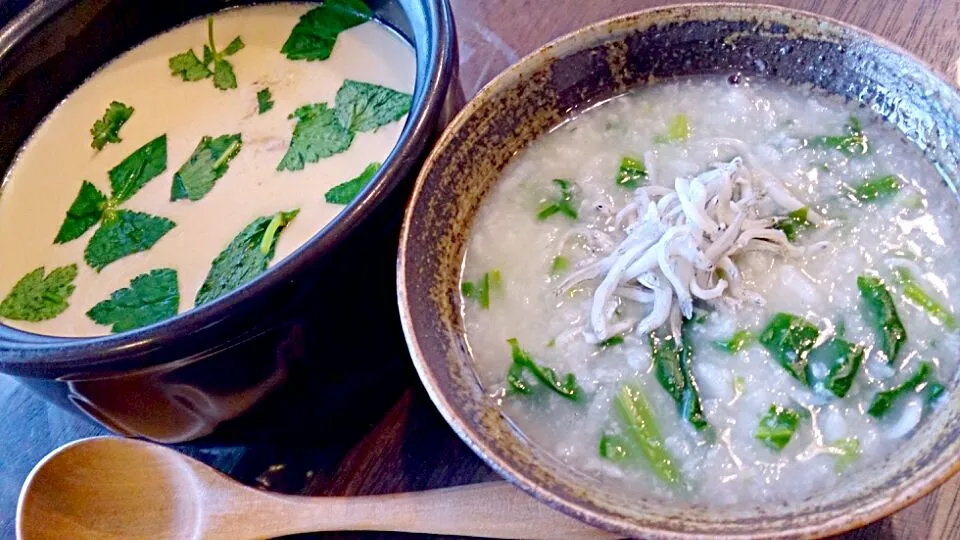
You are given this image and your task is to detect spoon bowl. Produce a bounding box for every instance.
[16,437,612,540]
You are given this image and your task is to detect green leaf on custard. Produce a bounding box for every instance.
[257,88,275,114]
[86,268,179,333]
[84,210,176,272]
[108,134,168,205]
[334,79,412,133]
[90,101,134,150]
[277,103,354,171]
[324,162,380,204]
[281,0,372,61]
[54,181,108,244]
[169,49,212,81]
[169,18,243,90]
[195,210,299,306]
[0,265,78,322]
[171,134,243,202]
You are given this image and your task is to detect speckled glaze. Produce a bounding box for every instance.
[398,4,960,538]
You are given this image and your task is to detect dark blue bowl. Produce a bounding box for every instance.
[0,0,461,442]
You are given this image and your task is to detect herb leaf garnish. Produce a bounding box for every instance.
[335,80,412,133]
[109,135,168,205]
[325,162,380,204]
[0,265,78,322]
[169,50,211,81]
[847,174,902,203]
[171,134,243,202]
[90,101,134,150]
[654,114,690,143]
[169,18,244,90]
[54,181,108,244]
[195,210,299,306]
[773,207,812,242]
[277,103,354,171]
[87,268,179,333]
[281,0,372,61]
[257,88,275,114]
[462,270,501,310]
[84,210,176,272]
[759,312,820,384]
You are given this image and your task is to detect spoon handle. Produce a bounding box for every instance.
[217,481,616,539]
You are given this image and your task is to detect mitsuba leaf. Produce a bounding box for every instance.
[90,101,134,150]
[171,134,243,202]
[87,268,179,333]
[84,210,176,271]
[195,210,299,306]
[324,162,380,204]
[277,103,354,171]
[108,134,168,204]
[54,181,108,244]
[0,265,78,322]
[334,79,412,133]
[257,88,275,114]
[281,0,372,61]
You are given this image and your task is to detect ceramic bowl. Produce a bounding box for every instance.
[398,4,960,537]
[0,0,460,443]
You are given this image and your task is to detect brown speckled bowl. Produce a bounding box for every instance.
[398,4,960,538]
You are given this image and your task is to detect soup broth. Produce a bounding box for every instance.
[462,76,960,504]
[0,2,415,336]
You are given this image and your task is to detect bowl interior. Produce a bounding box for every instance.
[399,4,960,537]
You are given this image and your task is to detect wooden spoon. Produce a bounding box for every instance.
[17,437,616,539]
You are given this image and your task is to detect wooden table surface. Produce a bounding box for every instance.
[2,1,960,539]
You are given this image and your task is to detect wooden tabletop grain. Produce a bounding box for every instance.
[373,1,960,538]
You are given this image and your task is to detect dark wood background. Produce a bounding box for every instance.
[2,0,960,538]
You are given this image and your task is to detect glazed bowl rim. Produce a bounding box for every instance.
[0,0,456,376]
[397,2,960,538]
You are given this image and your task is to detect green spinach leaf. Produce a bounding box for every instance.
[857,275,907,364]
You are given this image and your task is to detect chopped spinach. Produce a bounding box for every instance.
[867,361,934,418]
[598,433,632,462]
[805,337,864,398]
[830,437,861,472]
[613,382,681,484]
[650,331,708,431]
[755,404,800,451]
[550,255,569,275]
[598,335,625,349]
[895,268,958,330]
[848,174,901,203]
[773,207,812,242]
[759,313,819,384]
[506,338,582,401]
[857,275,907,364]
[714,329,753,353]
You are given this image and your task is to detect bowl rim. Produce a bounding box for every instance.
[0,0,457,376]
[398,3,960,538]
